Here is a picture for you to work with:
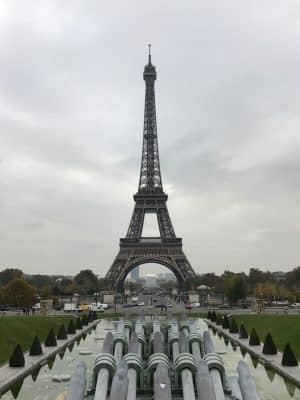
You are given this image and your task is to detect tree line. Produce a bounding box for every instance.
[0,268,106,308]
[0,266,299,307]
[181,266,300,304]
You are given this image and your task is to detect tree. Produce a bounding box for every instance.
[1,278,37,307]
[224,275,248,304]
[248,268,274,290]
[255,281,277,303]
[74,269,97,294]
[0,268,23,286]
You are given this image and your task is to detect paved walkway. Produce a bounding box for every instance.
[205,319,300,388]
[0,319,99,396]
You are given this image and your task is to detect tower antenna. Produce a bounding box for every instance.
[148,43,151,63]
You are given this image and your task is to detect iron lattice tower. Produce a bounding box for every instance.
[105,47,196,290]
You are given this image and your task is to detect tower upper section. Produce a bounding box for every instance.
[138,46,164,194]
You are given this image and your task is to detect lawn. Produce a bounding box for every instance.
[232,314,300,359]
[0,315,76,364]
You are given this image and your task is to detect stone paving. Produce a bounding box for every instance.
[206,319,300,388]
[0,319,99,396]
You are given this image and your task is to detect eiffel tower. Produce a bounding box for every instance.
[105,47,196,290]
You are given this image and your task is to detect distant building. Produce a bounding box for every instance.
[145,274,157,287]
[273,271,286,281]
[131,267,140,281]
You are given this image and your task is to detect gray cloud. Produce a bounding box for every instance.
[1,1,300,276]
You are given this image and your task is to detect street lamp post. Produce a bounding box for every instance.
[56,278,63,309]
[94,274,100,307]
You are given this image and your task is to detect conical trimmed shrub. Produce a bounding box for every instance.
[44,328,57,347]
[211,311,217,322]
[9,344,25,367]
[216,314,223,325]
[75,317,83,330]
[29,336,43,356]
[67,319,76,334]
[88,312,93,322]
[229,318,239,333]
[93,311,97,320]
[82,314,88,326]
[207,310,212,320]
[249,328,260,346]
[239,324,248,339]
[262,333,277,355]
[222,315,230,329]
[57,324,67,340]
[282,343,298,366]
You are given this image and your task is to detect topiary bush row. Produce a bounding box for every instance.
[206,311,298,367]
[8,316,91,368]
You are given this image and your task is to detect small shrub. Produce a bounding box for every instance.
[44,328,57,347]
[222,315,230,329]
[9,344,25,367]
[249,328,260,346]
[239,324,248,339]
[57,324,67,340]
[207,311,212,320]
[216,314,223,325]
[282,343,298,366]
[229,318,239,333]
[75,317,83,330]
[211,311,217,322]
[262,333,277,355]
[82,314,88,326]
[29,336,43,356]
[67,319,76,334]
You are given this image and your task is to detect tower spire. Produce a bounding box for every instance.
[148,43,151,64]
[139,45,162,193]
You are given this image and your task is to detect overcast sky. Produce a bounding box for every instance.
[1,1,300,277]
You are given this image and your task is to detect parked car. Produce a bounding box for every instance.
[290,303,300,308]
[138,302,144,306]
[185,303,193,310]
